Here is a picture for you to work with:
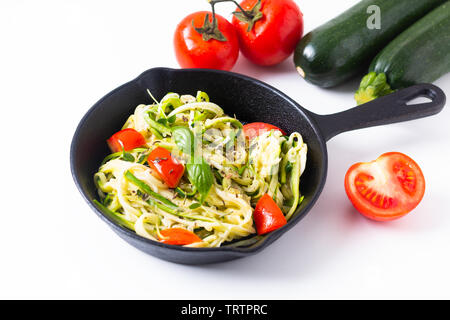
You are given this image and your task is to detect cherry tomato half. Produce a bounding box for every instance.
[174,11,239,71]
[159,228,202,245]
[243,122,286,140]
[345,152,426,221]
[148,147,185,188]
[232,0,303,66]
[253,194,287,235]
[107,128,146,153]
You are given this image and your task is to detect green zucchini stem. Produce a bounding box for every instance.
[296,66,305,78]
[355,72,395,105]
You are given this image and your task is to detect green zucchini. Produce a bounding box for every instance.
[294,0,446,88]
[355,2,450,105]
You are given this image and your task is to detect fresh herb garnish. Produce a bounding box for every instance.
[189,203,202,210]
[172,126,194,158]
[121,152,135,162]
[186,158,214,204]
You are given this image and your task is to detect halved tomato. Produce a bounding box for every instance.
[159,228,202,245]
[148,147,185,188]
[345,152,425,221]
[243,122,286,140]
[253,194,287,234]
[107,128,146,152]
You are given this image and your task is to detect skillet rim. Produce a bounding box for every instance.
[70,67,329,257]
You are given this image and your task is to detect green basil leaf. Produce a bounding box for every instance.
[172,126,194,158]
[189,203,202,209]
[167,115,177,124]
[186,158,213,204]
[157,118,168,126]
[137,153,148,164]
[121,152,135,162]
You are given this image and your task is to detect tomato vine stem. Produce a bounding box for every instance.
[209,0,263,32]
[209,0,253,20]
[192,3,228,41]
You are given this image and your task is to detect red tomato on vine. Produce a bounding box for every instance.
[173,11,239,71]
[231,0,304,66]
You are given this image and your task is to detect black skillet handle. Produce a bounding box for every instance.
[309,83,446,142]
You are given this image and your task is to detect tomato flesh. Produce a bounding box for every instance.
[345,152,425,221]
[354,172,398,210]
[253,194,287,234]
[393,162,418,195]
[174,11,239,71]
[107,128,146,152]
[243,122,286,140]
[159,228,202,245]
[148,147,185,188]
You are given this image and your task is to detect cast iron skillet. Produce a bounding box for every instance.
[70,67,446,265]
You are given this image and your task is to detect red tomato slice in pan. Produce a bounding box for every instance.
[147,147,185,188]
[253,194,287,234]
[107,128,146,152]
[159,228,202,245]
[243,122,286,140]
[345,152,425,221]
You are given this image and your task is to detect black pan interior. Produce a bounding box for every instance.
[71,68,328,264]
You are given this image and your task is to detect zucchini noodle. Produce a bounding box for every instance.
[94,91,307,247]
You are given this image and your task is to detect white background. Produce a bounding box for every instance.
[1,0,449,299]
